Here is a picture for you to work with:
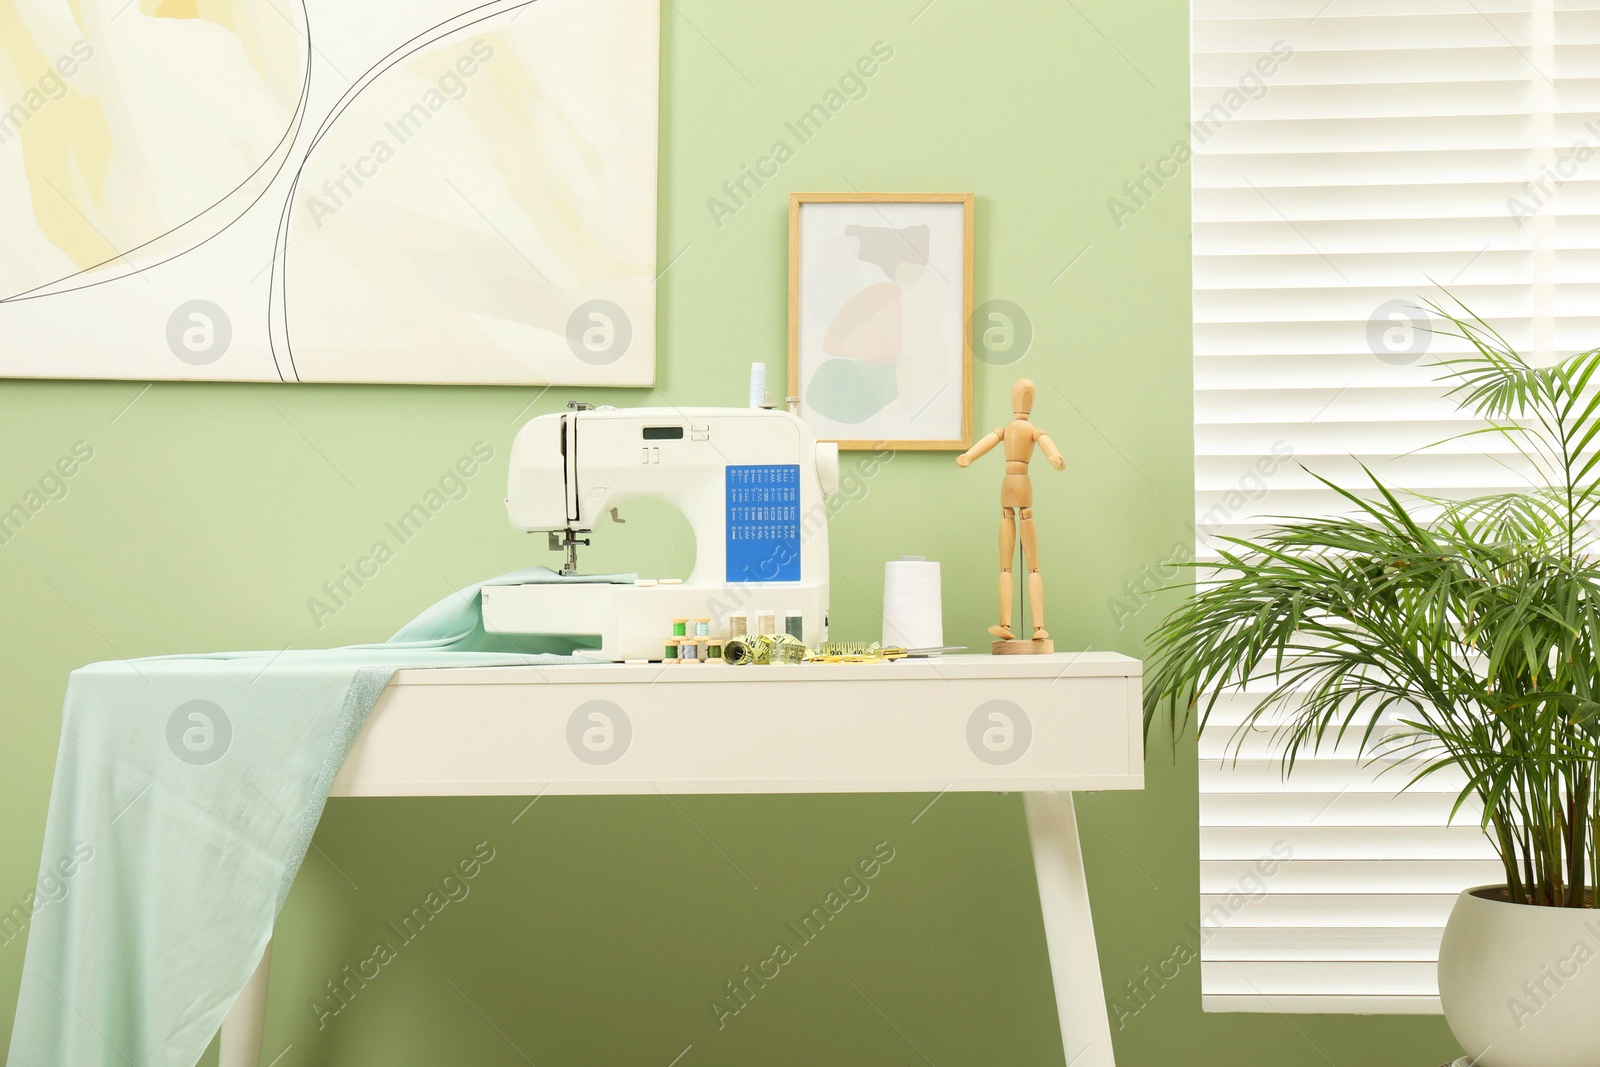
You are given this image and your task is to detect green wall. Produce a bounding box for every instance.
[0,1,1460,1064]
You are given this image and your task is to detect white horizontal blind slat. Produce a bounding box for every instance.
[1189,0,1600,1014]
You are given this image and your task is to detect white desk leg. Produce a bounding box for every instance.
[219,940,272,1067]
[1023,791,1116,1067]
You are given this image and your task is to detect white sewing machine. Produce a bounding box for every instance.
[482,404,840,661]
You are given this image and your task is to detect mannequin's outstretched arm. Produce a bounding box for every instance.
[956,428,1005,468]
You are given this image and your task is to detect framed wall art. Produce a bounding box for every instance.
[0,0,659,386]
[788,191,973,450]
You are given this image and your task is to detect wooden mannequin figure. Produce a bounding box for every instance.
[956,378,1066,654]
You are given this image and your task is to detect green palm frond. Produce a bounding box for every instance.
[1147,297,1600,908]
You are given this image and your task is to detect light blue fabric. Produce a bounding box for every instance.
[7,567,629,1067]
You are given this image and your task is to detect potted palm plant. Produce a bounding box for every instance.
[1143,304,1600,1067]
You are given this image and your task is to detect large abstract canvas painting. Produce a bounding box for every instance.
[0,0,659,385]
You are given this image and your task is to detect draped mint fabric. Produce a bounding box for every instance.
[7,567,628,1067]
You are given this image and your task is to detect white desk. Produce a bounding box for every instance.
[220,652,1143,1066]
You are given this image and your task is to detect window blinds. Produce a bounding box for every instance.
[1191,0,1599,1014]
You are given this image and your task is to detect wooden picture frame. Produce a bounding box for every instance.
[788,192,974,450]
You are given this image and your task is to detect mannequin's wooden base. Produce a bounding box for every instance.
[993,638,1055,655]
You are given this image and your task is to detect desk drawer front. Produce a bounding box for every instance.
[333,673,1142,796]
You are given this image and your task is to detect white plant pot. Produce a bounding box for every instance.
[1438,885,1600,1067]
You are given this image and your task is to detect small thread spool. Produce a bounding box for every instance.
[681,639,700,663]
[749,362,767,409]
[663,640,680,662]
[694,617,710,638]
[671,618,688,638]
[755,609,776,635]
[708,640,723,661]
[728,612,748,638]
[784,609,803,641]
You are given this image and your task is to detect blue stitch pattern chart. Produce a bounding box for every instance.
[725,464,801,583]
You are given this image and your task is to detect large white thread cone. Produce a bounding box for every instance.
[883,557,942,649]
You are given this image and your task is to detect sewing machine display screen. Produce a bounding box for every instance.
[642,426,683,440]
[726,464,801,583]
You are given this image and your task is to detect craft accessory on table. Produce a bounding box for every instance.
[882,556,943,650]
[748,361,767,408]
[810,642,906,663]
[754,609,776,635]
[808,642,967,663]
[694,617,710,637]
[672,618,688,637]
[722,633,807,665]
[664,640,679,661]
[487,404,837,661]
[681,639,699,663]
[766,634,807,663]
[728,611,748,638]
[784,609,804,641]
[813,640,905,660]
